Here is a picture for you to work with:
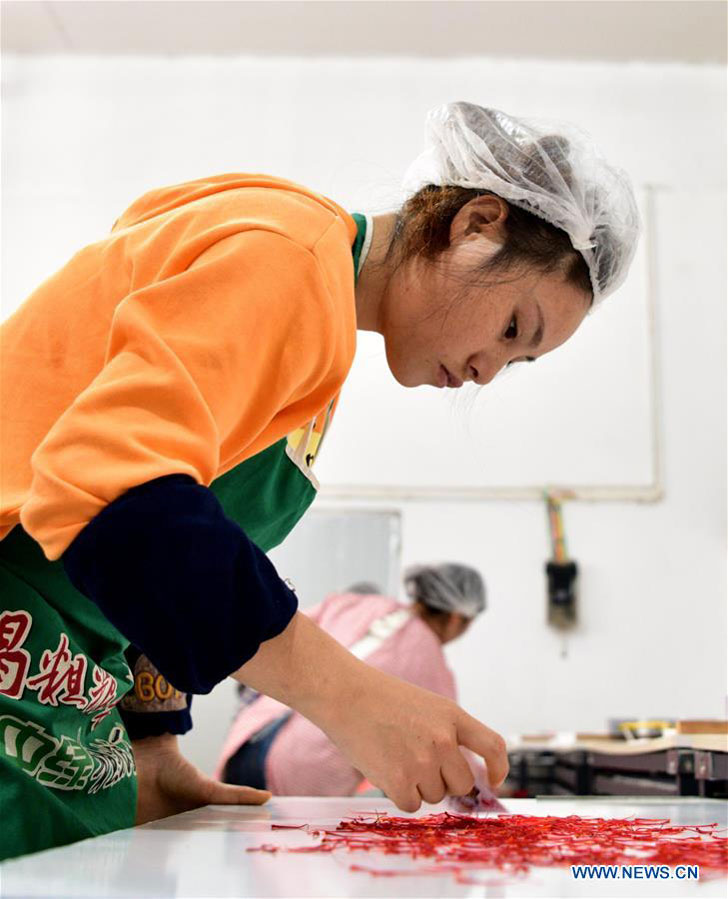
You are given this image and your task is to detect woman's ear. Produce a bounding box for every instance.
[442,613,472,644]
[450,195,508,245]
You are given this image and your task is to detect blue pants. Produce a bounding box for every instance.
[222,714,291,790]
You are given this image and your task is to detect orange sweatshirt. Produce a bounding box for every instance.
[1,174,358,560]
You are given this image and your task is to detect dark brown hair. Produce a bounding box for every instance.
[413,600,451,623]
[389,184,592,298]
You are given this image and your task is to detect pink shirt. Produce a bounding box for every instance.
[215,593,457,795]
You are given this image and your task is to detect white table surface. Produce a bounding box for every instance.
[1,797,726,898]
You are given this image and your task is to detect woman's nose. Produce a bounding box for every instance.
[467,352,503,386]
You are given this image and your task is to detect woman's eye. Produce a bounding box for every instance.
[505,316,518,340]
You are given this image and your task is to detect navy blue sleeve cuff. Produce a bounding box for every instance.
[121,705,194,740]
[119,645,194,739]
[62,474,298,694]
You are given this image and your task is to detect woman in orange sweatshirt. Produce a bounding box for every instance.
[0,102,639,858]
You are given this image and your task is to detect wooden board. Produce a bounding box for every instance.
[677,720,728,735]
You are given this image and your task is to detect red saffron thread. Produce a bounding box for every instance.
[248,813,728,881]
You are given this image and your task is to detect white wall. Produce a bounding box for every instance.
[2,55,725,773]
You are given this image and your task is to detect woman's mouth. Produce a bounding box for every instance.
[439,364,464,389]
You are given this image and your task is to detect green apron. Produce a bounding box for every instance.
[0,214,367,860]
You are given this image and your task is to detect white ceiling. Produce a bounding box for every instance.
[1,1,725,63]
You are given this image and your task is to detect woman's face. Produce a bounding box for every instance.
[380,198,591,389]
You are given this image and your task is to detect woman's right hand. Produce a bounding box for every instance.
[314,664,508,811]
[233,611,508,812]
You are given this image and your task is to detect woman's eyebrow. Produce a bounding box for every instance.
[529,302,544,348]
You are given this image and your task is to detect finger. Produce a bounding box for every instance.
[441,750,475,797]
[417,768,447,805]
[203,781,272,806]
[456,714,509,787]
[389,786,421,814]
[416,770,448,805]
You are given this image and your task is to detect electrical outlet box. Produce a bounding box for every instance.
[546,560,578,629]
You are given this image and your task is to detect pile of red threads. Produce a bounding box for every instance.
[250,812,728,882]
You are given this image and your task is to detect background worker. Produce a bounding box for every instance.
[218,564,486,795]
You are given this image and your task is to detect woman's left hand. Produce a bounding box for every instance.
[132,733,271,825]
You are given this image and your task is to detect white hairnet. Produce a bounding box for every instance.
[402,102,640,304]
[404,563,486,619]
